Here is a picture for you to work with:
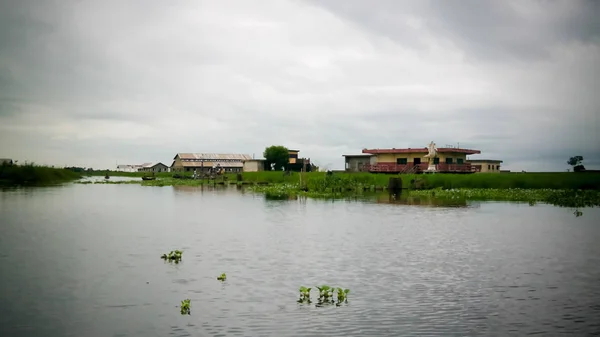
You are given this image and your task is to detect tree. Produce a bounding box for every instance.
[567,155,585,172]
[264,145,289,171]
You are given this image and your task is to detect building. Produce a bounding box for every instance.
[345,146,482,173]
[342,154,376,172]
[467,159,503,173]
[116,164,148,172]
[288,149,300,164]
[139,162,169,173]
[243,159,266,172]
[171,153,252,173]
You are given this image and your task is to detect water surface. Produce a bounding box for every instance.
[1,184,599,336]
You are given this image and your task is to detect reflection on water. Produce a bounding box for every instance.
[1,184,599,336]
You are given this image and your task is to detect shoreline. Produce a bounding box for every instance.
[74,174,600,208]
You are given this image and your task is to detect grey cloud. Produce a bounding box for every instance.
[0,0,598,171]
[304,0,600,63]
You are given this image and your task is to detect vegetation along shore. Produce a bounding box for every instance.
[0,164,82,186]
[78,171,600,207]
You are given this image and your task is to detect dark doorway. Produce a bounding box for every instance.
[413,158,421,165]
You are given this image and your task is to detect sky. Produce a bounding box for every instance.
[0,0,598,171]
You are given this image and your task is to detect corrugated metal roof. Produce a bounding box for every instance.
[180,161,244,168]
[362,148,481,155]
[175,153,252,161]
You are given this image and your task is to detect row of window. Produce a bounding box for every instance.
[396,158,464,165]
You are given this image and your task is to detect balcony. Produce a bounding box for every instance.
[363,162,474,173]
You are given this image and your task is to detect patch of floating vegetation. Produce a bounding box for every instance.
[408,188,600,208]
[298,285,350,307]
[217,273,227,281]
[161,250,183,263]
[180,299,191,315]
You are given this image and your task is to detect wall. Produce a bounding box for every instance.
[470,161,502,173]
[243,160,264,172]
[288,151,299,164]
[171,157,184,171]
[139,164,168,173]
[345,157,372,172]
[375,152,468,165]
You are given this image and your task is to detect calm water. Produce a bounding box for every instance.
[1,183,599,337]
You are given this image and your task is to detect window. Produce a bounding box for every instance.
[413,158,421,165]
[433,158,440,164]
[496,165,500,170]
[446,158,453,164]
[457,158,464,164]
[488,165,491,170]
[396,158,408,165]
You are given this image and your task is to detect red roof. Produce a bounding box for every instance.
[362,147,481,155]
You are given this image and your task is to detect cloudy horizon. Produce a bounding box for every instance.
[1,0,598,171]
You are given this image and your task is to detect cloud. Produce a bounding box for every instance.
[0,0,598,171]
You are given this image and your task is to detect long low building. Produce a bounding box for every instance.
[466,159,504,173]
[344,146,483,173]
[171,153,252,173]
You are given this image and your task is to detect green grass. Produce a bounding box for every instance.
[408,188,600,208]
[0,164,82,186]
[416,172,600,190]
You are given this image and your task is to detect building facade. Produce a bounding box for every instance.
[116,164,149,172]
[342,154,376,172]
[288,149,299,164]
[139,162,169,173]
[243,159,266,172]
[345,147,482,173]
[467,159,503,173]
[171,153,252,173]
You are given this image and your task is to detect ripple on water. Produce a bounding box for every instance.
[1,188,600,336]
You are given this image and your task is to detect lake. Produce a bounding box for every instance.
[1,183,599,337]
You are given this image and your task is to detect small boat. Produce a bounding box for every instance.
[142,176,156,181]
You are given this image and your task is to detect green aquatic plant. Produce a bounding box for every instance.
[180,299,191,315]
[298,286,312,303]
[336,287,350,303]
[217,273,227,281]
[160,250,183,263]
[316,285,334,300]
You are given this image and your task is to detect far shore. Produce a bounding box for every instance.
[76,170,600,208]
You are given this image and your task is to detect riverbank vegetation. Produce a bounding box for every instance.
[0,164,82,186]
[74,171,600,207]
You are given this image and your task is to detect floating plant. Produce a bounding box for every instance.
[217,273,227,281]
[298,286,312,303]
[180,299,191,315]
[298,285,350,307]
[160,250,183,263]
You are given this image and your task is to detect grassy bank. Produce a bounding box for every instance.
[75,171,600,207]
[0,164,82,186]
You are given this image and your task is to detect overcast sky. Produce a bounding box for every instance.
[0,0,598,171]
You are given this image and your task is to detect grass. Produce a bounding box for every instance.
[0,164,82,186]
[408,188,600,208]
[416,172,600,190]
[73,170,600,207]
[88,169,600,190]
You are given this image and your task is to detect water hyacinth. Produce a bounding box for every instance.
[161,250,183,263]
[408,188,600,208]
[180,299,191,315]
[298,285,350,306]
